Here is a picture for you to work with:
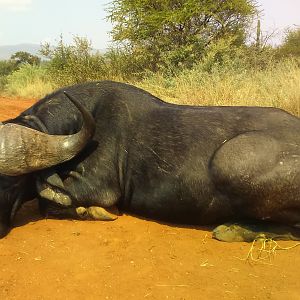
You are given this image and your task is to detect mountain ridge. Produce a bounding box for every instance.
[0,43,104,60]
[0,43,43,60]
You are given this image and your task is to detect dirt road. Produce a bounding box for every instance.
[0,97,299,300]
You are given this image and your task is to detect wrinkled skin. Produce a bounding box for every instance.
[0,81,300,241]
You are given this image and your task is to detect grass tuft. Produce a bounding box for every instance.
[1,59,299,117]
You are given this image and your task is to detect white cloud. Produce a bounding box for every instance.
[0,0,32,11]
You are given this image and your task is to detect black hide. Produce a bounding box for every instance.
[1,81,300,237]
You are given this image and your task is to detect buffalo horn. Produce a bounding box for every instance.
[0,92,95,176]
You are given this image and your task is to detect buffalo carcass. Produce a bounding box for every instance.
[0,81,300,242]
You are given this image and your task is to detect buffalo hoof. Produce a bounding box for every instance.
[87,206,118,221]
[76,207,89,219]
[212,223,260,242]
[39,187,72,206]
[212,222,300,242]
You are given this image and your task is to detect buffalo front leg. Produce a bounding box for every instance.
[76,206,119,221]
[36,170,72,206]
[37,167,120,221]
[39,199,119,221]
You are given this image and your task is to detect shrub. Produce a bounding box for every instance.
[277,28,300,58]
[5,63,54,98]
[0,60,19,92]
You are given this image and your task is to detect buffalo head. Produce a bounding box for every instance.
[0,92,95,237]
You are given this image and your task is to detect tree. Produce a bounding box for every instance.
[11,51,41,66]
[107,0,258,71]
[277,27,300,58]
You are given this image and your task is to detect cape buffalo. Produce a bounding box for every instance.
[0,81,299,242]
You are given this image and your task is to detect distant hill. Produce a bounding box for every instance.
[0,43,105,60]
[0,43,42,60]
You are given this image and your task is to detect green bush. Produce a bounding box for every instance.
[5,63,54,98]
[41,36,148,85]
[0,75,8,91]
[0,60,19,92]
[0,60,18,76]
[41,37,114,86]
[277,28,300,58]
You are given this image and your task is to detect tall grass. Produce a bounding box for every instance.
[1,58,299,117]
[137,59,300,116]
[4,64,55,99]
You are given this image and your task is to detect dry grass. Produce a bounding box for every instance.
[6,79,54,99]
[1,59,299,117]
[138,59,300,116]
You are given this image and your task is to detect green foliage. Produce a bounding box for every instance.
[41,36,128,86]
[41,36,101,85]
[0,60,19,91]
[277,28,300,58]
[104,46,144,79]
[0,60,18,76]
[40,36,148,86]
[0,52,40,91]
[107,0,258,71]
[0,76,8,91]
[5,63,54,98]
[200,39,276,72]
[11,51,41,66]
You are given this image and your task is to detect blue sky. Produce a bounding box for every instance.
[0,0,112,48]
[0,0,299,48]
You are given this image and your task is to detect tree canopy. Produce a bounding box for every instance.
[107,0,258,71]
[11,51,41,66]
[278,28,300,58]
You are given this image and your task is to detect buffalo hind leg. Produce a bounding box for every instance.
[212,221,300,242]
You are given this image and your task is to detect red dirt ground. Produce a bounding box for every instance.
[0,97,299,300]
